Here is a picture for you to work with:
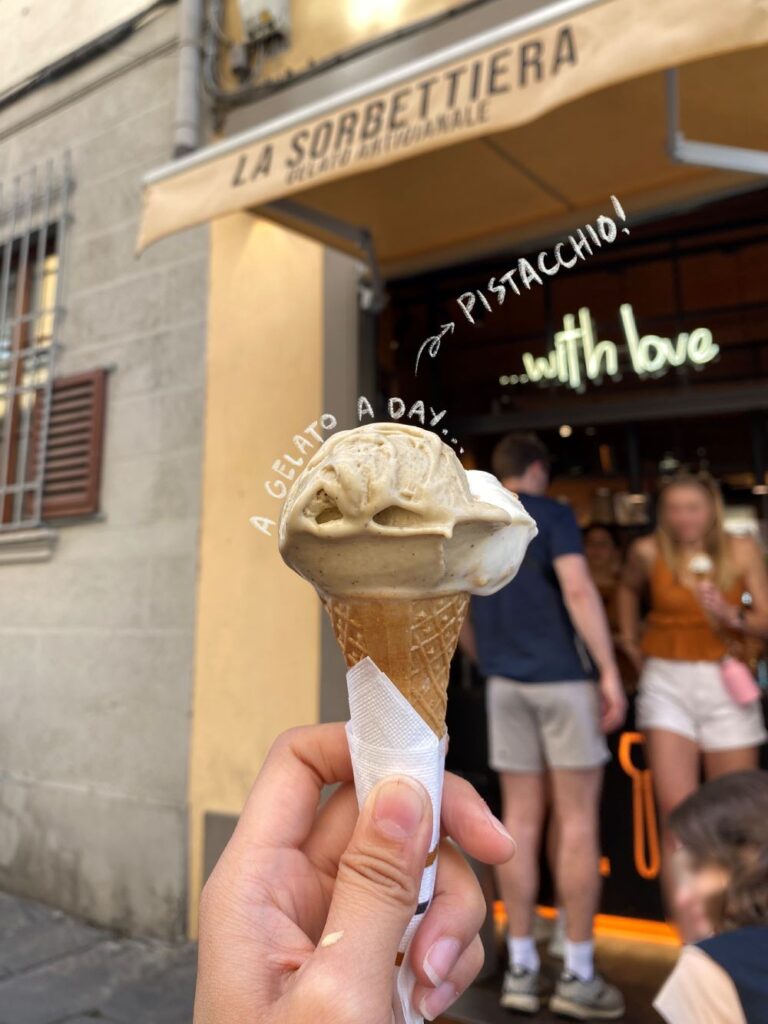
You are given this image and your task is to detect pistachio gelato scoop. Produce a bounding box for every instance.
[277,422,537,598]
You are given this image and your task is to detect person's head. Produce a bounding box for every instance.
[491,433,550,494]
[655,473,734,588]
[669,771,768,939]
[583,524,620,572]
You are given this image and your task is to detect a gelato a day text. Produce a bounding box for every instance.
[250,397,461,538]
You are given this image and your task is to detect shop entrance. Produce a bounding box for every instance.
[379,188,768,513]
[376,187,768,936]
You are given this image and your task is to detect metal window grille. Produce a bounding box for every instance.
[0,153,72,531]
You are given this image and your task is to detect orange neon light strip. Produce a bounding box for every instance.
[492,901,680,947]
[618,732,662,880]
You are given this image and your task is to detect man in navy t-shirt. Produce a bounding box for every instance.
[461,434,626,1020]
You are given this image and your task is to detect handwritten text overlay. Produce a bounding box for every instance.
[250,397,460,538]
[415,196,629,374]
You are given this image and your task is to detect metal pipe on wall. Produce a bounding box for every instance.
[174,0,204,156]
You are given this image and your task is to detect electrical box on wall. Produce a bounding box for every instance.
[237,0,291,43]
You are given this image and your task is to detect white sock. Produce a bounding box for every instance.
[564,939,594,981]
[507,935,540,974]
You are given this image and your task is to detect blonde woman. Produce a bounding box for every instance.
[617,474,768,912]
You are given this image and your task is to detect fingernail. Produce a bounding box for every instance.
[420,981,458,1021]
[485,805,515,845]
[424,937,462,987]
[373,777,427,839]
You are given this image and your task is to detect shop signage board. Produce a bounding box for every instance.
[502,304,719,391]
[137,0,768,250]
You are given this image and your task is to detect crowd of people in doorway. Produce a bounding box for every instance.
[190,431,768,1024]
[461,433,768,1022]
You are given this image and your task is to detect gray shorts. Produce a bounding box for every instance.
[487,676,610,773]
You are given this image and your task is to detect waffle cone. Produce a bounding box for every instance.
[322,592,470,738]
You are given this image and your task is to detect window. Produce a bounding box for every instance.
[0,243,58,527]
[0,154,106,534]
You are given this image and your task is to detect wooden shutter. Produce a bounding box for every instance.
[41,369,107,519]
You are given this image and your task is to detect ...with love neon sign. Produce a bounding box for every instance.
[500,304,719,392]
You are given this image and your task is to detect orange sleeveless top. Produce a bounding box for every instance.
[641,557,743,662]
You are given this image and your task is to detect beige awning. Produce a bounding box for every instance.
[137,0,768,257]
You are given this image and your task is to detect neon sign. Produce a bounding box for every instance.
[500,304,719,392]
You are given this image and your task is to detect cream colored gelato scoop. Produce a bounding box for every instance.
[277,422,537,598]
[689,553,714,576]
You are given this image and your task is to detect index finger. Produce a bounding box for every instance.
[441,773,516,865]
[234,723,353,850]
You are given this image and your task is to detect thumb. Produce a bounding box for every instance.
[317,776,432,986]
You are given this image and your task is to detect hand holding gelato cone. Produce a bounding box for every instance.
[272,422,536,1024]
[278,423,537,736]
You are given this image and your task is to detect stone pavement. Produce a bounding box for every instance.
[0,890,675,1024]
[0,893,196,1024]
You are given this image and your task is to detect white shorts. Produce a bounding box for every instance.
[637,657,767,752]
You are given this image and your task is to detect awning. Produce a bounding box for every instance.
[137,0,768,256]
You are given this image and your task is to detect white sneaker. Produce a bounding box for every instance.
[549,970,625,1020]
[500,965,541,1014]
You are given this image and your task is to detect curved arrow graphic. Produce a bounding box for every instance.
[415,322,455,375]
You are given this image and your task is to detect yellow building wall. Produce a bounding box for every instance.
[224,0,466,85]
[188,214,324,935]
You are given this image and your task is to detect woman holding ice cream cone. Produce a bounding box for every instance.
[617,473,768,923]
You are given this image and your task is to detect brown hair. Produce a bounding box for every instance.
[492,433,550,480]
[655,472,736,590]
[669,771,768,932]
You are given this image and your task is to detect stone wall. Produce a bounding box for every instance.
[0,7,206,939]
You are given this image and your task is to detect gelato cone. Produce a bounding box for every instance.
[322,591,469,737]
[277,423,537,735]
[689,553,714,578]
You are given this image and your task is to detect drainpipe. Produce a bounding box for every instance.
[174,0,204,156]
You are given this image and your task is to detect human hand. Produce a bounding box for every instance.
[696,581,739,627]
[194,723,515,1024]
[598,666,628,733]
